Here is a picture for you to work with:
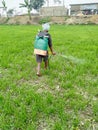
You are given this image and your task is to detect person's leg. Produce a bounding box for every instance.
[44,60,48,69]
[44,55,48,69]
[36,55,42,76]
[37,62,41,76]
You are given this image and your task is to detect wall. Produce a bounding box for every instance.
[40,6,67,16]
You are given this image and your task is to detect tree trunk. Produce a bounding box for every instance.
[28,9,31,20]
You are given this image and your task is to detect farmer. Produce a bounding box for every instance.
[34,23,56,76]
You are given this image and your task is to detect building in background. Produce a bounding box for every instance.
[41,2,98,17]
[40,6,67,16]
[70,3,98,16]
[40,0,67,16]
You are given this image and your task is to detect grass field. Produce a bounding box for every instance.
[0,25,98,130]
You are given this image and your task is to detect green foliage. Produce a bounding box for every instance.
[39,17,51,24]
[7,9,14,17]
[65,16,70,21]
[19,0,44,20]
[30,0,45,10]
[2,0,6,8]
[19,0,33,20]
[0,25,98,130]
[20,0,32,10]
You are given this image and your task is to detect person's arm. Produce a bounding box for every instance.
[49,46,56,55]
[48,34,56,55]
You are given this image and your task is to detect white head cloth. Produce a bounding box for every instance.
[42,23,50,31]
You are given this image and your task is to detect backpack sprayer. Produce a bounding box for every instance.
[34,31,49,56]
[34,23,50,56]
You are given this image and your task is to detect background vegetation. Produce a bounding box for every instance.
[0,25,98,130]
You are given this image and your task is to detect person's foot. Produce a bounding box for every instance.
[36,73,42,77]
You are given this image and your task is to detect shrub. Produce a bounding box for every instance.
[39,17,51,24]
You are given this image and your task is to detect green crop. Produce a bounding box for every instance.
[0,25,98,130]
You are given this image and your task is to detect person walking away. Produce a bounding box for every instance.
[34,23,56,76]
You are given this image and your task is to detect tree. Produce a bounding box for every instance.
[7,9,14,17]
[30,0,45,11]
[2,0,7,10]
[19,0,45,20]
[19,0,33,20]
[2,0,7,17]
